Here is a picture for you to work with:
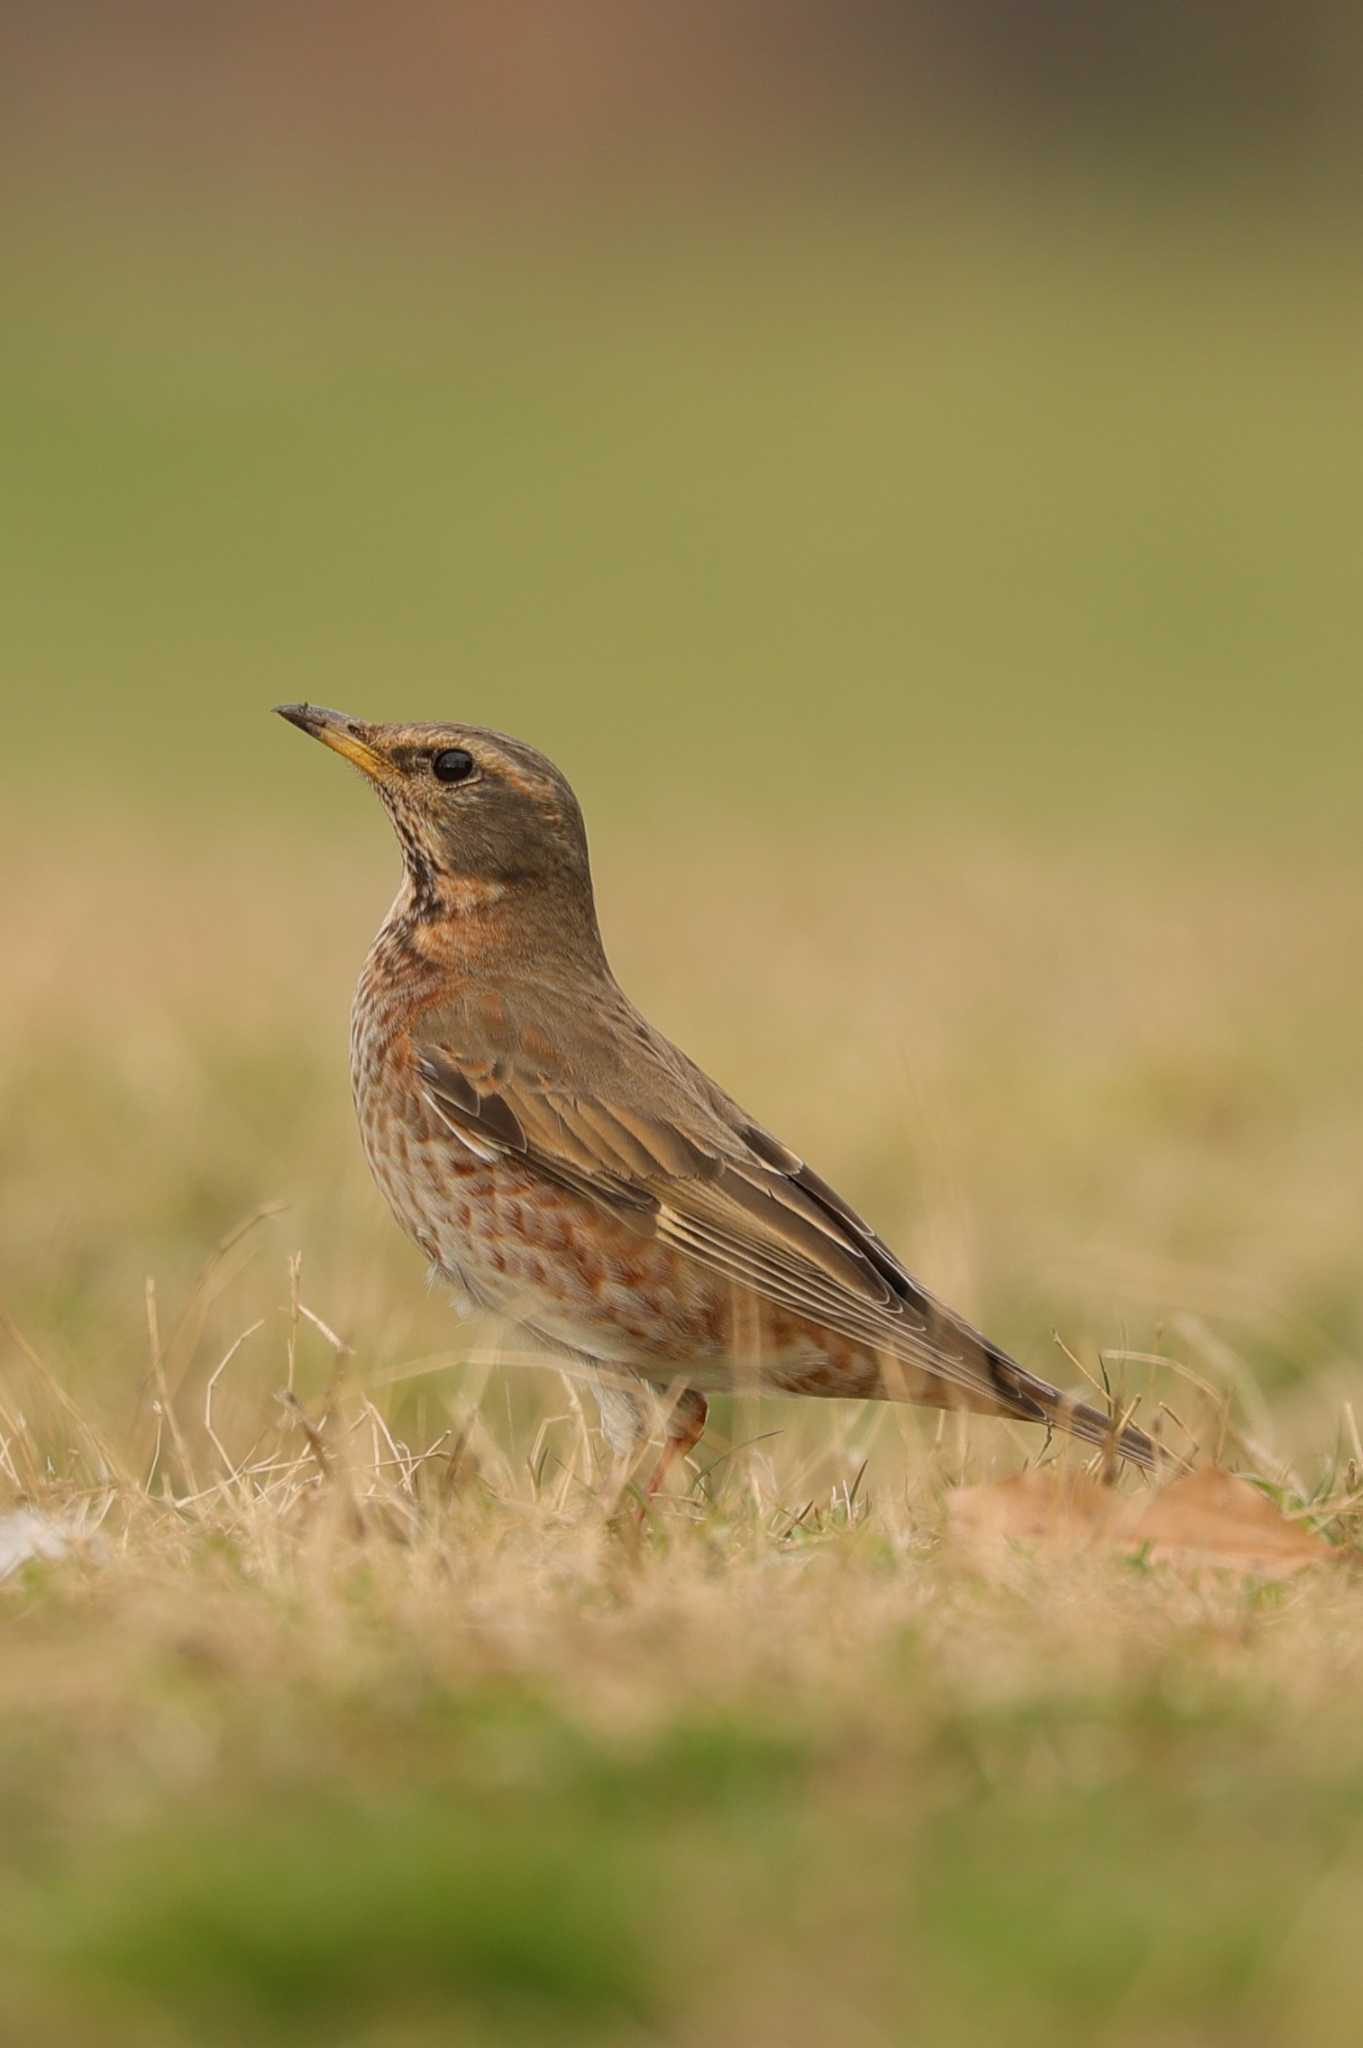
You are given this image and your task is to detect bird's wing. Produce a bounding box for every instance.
[412,993,1157,1466]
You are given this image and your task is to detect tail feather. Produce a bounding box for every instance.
[974,1332,1173,1473]
[1059,1395,1166,1473]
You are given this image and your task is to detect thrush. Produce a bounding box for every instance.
[276,704,1160,1495]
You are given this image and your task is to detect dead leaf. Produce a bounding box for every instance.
[948,1466,1338,1580]
[1132,1468,1335,1578]
[948,1470,1138,1555]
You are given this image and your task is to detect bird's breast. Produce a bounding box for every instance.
[347,957,885,1397]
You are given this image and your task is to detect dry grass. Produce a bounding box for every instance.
[3,818,1363,2045]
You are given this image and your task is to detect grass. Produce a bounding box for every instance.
[4,812,1363,2045]
[5,179,1363,836]
[3,1401,1363,2047]
[4,175,1363,2042]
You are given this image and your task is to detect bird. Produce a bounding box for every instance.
[275,703,1160,1498]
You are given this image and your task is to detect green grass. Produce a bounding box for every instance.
[4,181,1362,836]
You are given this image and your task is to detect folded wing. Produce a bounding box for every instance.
[413,993,1159,1469]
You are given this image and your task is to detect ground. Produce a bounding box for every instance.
[4,829,1362,2046]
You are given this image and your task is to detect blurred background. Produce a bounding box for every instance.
[5,14,1363,2048]
[3,0,1361,1464]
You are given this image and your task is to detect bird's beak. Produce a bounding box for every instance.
[273,703,388,780]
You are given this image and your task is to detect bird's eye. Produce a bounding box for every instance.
[432,748,475,784]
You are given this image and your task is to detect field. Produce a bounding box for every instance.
[3,185,1363,2044]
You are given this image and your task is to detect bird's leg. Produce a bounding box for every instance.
[595,1382,708,1513]
[643,1388,708,1501]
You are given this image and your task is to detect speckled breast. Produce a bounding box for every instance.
[348,938,881,1400]
[349,948,727,1377]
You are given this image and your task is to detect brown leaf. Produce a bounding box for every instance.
[1132,1468,1335,1578]
[948,1465,1338,1579]
[948,1470,1137,1554]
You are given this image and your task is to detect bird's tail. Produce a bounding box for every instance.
[1045,1389,1167,1473]
[966,1327,1176,1474]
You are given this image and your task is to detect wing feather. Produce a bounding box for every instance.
[412,1029,1157,1465]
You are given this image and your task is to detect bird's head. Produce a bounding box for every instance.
[274,704,597,932]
